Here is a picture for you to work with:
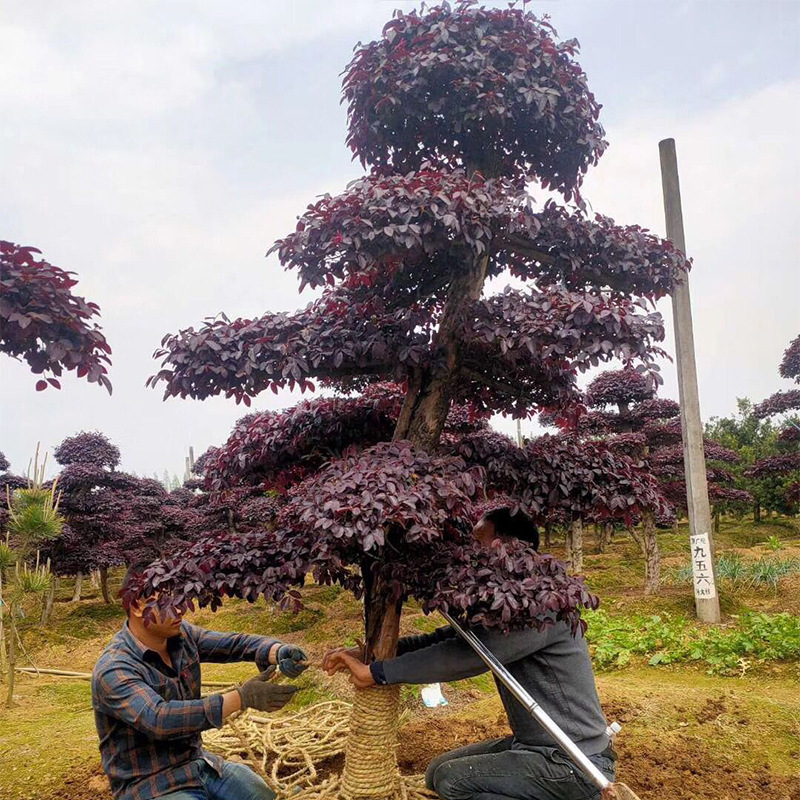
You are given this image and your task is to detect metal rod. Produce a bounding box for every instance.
[440,611,611,791]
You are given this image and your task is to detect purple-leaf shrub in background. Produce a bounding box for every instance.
[0,241,111,392]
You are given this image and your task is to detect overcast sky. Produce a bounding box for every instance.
[2,0,799,479]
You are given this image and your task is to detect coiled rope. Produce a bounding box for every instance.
[203,690,437,800]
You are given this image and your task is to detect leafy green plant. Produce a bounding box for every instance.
[764,535,783,551]
[584,609,800,675]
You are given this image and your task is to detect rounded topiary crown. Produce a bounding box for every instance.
[343,2,606,195]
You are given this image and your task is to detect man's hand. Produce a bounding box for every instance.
[237,666,298,712]
[323,650,375,689]
[322,644,364,674]
[276,644,309,678]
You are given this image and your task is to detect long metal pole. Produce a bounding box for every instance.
[440,612,611,791]
[659,138,721,623]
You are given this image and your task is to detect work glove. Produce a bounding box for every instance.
[237,666,297,712]
[277,643,309,678]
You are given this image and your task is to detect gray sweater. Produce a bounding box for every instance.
[379,621,609,756]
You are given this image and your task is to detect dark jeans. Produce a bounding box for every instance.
[425,736,616,800]
[158,759,274,800]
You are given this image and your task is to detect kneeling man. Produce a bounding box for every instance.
[324,507,616,800]
[92,563,307,800]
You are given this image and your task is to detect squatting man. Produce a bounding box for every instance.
[324,507,617,800]
[94,507,615,800]
[92,564,308,800]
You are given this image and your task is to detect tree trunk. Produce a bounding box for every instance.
[566,518,583,574]
[341,564,403,800]
[72,571,83,603]
[40,576,58,625]
[754,502,761,524]
[393,254,489,450]
[6,613,16,707]
[90,570,100,590]
[713,507,720,535]
[629,513,660,595]
[99,568,111,605]
[544,522,552,549]
[0,569,6,682]
[673,520,679,536]
[641,512,661,595]
[597,523,611,554]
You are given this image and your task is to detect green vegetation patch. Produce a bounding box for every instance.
[668,554,800,590]
[585,608,800,675]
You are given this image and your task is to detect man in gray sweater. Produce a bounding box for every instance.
[323,507,616,800]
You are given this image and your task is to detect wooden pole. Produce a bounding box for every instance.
[659,138,721,623]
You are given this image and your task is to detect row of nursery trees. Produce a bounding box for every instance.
[2,2,798,790]
[5,339,795,631]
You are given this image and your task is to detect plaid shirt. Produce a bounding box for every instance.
[92,621,277,800]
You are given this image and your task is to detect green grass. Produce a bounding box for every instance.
[668,554,800,590]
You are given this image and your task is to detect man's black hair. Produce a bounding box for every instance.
[120,560,154,614]
[483,506,539,550]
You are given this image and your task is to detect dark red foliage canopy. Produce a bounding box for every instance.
[269,172,686,298]
[127,440,599,633]
[203,383,487,493]
[753,389,800,419]
[343,2,605,194]
[452,429,666,526]
[0,451,9,473]
[745,453,800,479]
[585,368,653,409]
[0,241,111,392]
[54,431,121,470]
[150,283,668,415]
[779,334,800,382]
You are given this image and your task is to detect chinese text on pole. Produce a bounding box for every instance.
[690,532,717,600]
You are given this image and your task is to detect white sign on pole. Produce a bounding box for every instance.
[690,532,717,600]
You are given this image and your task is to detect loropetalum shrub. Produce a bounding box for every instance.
[53,431,121,470]
[576,369,750,518]
[44,435,201,577]
[585,368,653,409]
[753,389,800,419]
[745,453,800,480]
[138,3,691,651]
[749,334,800,508]
[779,334,800,382]
[202,383,487,494]
[0,451,9,473]
[0,241,112,392]
[343,5,606,196]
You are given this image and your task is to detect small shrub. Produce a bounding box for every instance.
[765,535,783,552]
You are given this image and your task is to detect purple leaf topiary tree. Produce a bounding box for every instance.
[545,368,750,593]
[749,334,800,509]
[0,242,112,392]
[138,4,690,793]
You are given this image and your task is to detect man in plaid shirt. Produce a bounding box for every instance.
[92,564,308,800]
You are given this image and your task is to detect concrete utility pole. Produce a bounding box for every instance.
[659,138,721,624]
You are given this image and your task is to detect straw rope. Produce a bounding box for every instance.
[341,686,401,800]
[202,691,437,800]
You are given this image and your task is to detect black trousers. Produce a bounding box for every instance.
[425,736,616,800]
